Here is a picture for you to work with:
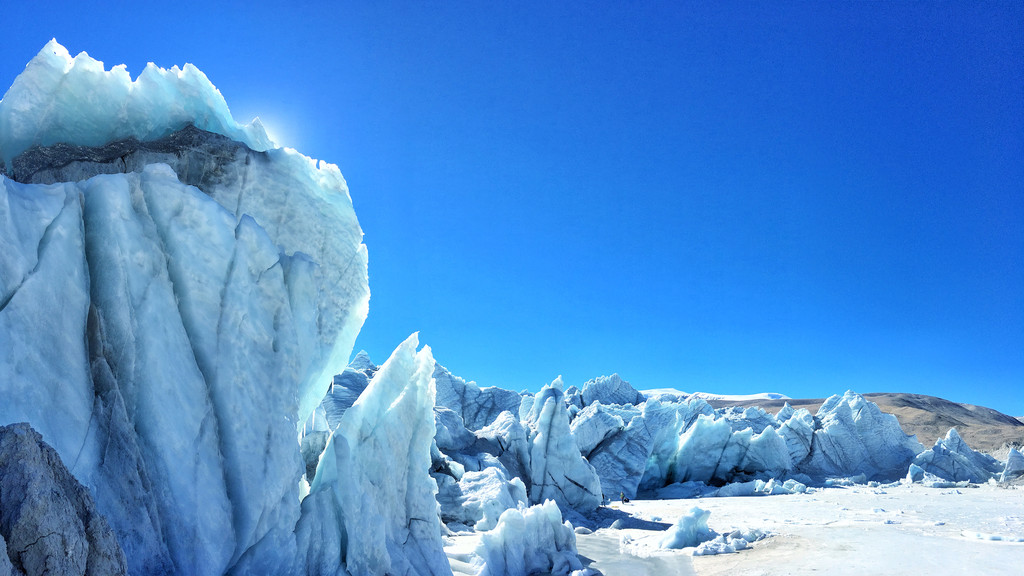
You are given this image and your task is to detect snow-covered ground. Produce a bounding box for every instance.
[447,483,1024,575]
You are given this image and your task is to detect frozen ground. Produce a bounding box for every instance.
[447,483,1024,575]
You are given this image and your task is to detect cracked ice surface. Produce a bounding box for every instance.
[0,41,369,575]
[296,334,451,576]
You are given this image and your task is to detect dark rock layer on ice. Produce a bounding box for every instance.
[3,124,252,188]
[0,423,128,576]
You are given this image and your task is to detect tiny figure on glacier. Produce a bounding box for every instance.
[620,491,630,504]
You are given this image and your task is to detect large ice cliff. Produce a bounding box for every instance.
[0,41,368,575]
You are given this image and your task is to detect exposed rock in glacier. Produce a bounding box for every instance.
[295,334,451,576]
[1001,448,1024,483]
[0,533,15,576]
[522,380,602,511]
[433,363,522,431]
[0,40,271,169]
[0,41,369,575]
[474,501,582,576]
[0,423,127,576]
[580,374,645,407]
[910,428,1003,483]
[800,391,923,482]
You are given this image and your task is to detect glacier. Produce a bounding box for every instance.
[907,428,1004,484]
[2,40,1020,576]
[0,41,367,575]
[295,334,449,576]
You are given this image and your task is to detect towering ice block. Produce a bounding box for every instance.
[0,41,369,575]
[296,334,451,576]
[800,391,923,482]
[522,380,603,511]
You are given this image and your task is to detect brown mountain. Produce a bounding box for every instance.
[708,392,1024,454]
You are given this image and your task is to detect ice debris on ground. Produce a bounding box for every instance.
[474,501,582,576]
[658,507,768,556]
[659,508,716,549]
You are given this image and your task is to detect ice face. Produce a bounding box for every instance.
[570,403,652,500]
[800,391,924,482]
[1001,448,1024,483]
[523,380,603,511]
[433,362,523,431]
[473,500,583,576]
[0,41,369,575]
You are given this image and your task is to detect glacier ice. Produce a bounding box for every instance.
[0,41,368,575]
[658,507,715,549]
[433,363,522,431]
[570,403,651,500]
[909,428,1003,484]
[800,391,923,482]
[435,467,528,532]
[473,501,583,576]
[0,40,272,169]
[522,380,603,511]
[295,334,450,576]
[1000,448,1024,483]
[579,374,645,407]
[3,38,1007,576]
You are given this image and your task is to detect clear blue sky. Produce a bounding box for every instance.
[3,2,1022,417]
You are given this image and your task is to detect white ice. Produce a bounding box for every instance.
[471,500,583,576]
[0,40,369,575]
[296,333,450,576]
[0,40,272,168]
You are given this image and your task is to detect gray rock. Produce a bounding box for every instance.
[0,423,127,576]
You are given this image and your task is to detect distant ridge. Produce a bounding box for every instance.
[707,392,1024,454]
[640,389,789,402]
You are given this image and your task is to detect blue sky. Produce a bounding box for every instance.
[3,2,1022,417]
